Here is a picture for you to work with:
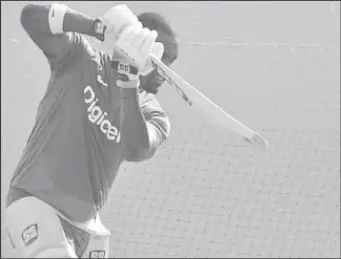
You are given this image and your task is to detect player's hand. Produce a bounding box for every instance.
[113,25,164,88]
[102,5,141,40]
[140,42,164,76]
[244,132,269,150]
[116,25,164,71]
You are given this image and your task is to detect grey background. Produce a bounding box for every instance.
[1,1,340,258]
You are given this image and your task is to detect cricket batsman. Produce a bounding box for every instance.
[4,2,179,258]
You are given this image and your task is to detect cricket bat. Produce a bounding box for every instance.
[150,54,269,150]
[112,46,269,149]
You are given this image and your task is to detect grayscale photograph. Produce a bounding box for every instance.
[1,1,340,258]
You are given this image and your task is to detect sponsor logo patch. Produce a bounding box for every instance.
[21,224,38,246]
[84,85,121,142]
[89,249,106,258]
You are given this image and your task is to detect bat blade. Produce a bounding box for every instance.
[151,54,256,140]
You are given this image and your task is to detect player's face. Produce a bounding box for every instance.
[139,53,177,94]
[140,32,179,94]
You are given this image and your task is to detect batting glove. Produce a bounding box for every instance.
[113,25,164,88]
[101,5,141,43]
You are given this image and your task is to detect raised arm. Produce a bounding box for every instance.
[122,92,170,162]
[20,3,104,69]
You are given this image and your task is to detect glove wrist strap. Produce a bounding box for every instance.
[111,60,139,76]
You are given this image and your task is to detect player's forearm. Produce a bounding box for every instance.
[120,89,151,161]
[21,3,96,39]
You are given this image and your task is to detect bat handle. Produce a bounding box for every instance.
[150,54,167,72]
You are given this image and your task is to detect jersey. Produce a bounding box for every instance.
[7,32,170,222]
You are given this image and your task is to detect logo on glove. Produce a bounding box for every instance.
[111,60,138,76]
[118,62,130,74]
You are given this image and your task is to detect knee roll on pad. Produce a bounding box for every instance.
[33,242,77,258]
[34,249,77,258]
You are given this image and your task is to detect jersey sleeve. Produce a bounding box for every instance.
[20,4,93,72]
[43,32,91,72]
[140,95,171,160]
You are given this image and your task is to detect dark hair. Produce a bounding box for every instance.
[138,12,177,39]
[137,12,178,95]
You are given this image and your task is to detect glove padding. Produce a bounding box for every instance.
[102,5,141,36]
[113,25,164,89]
[140,42,164,76]
[101,4,142,50]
